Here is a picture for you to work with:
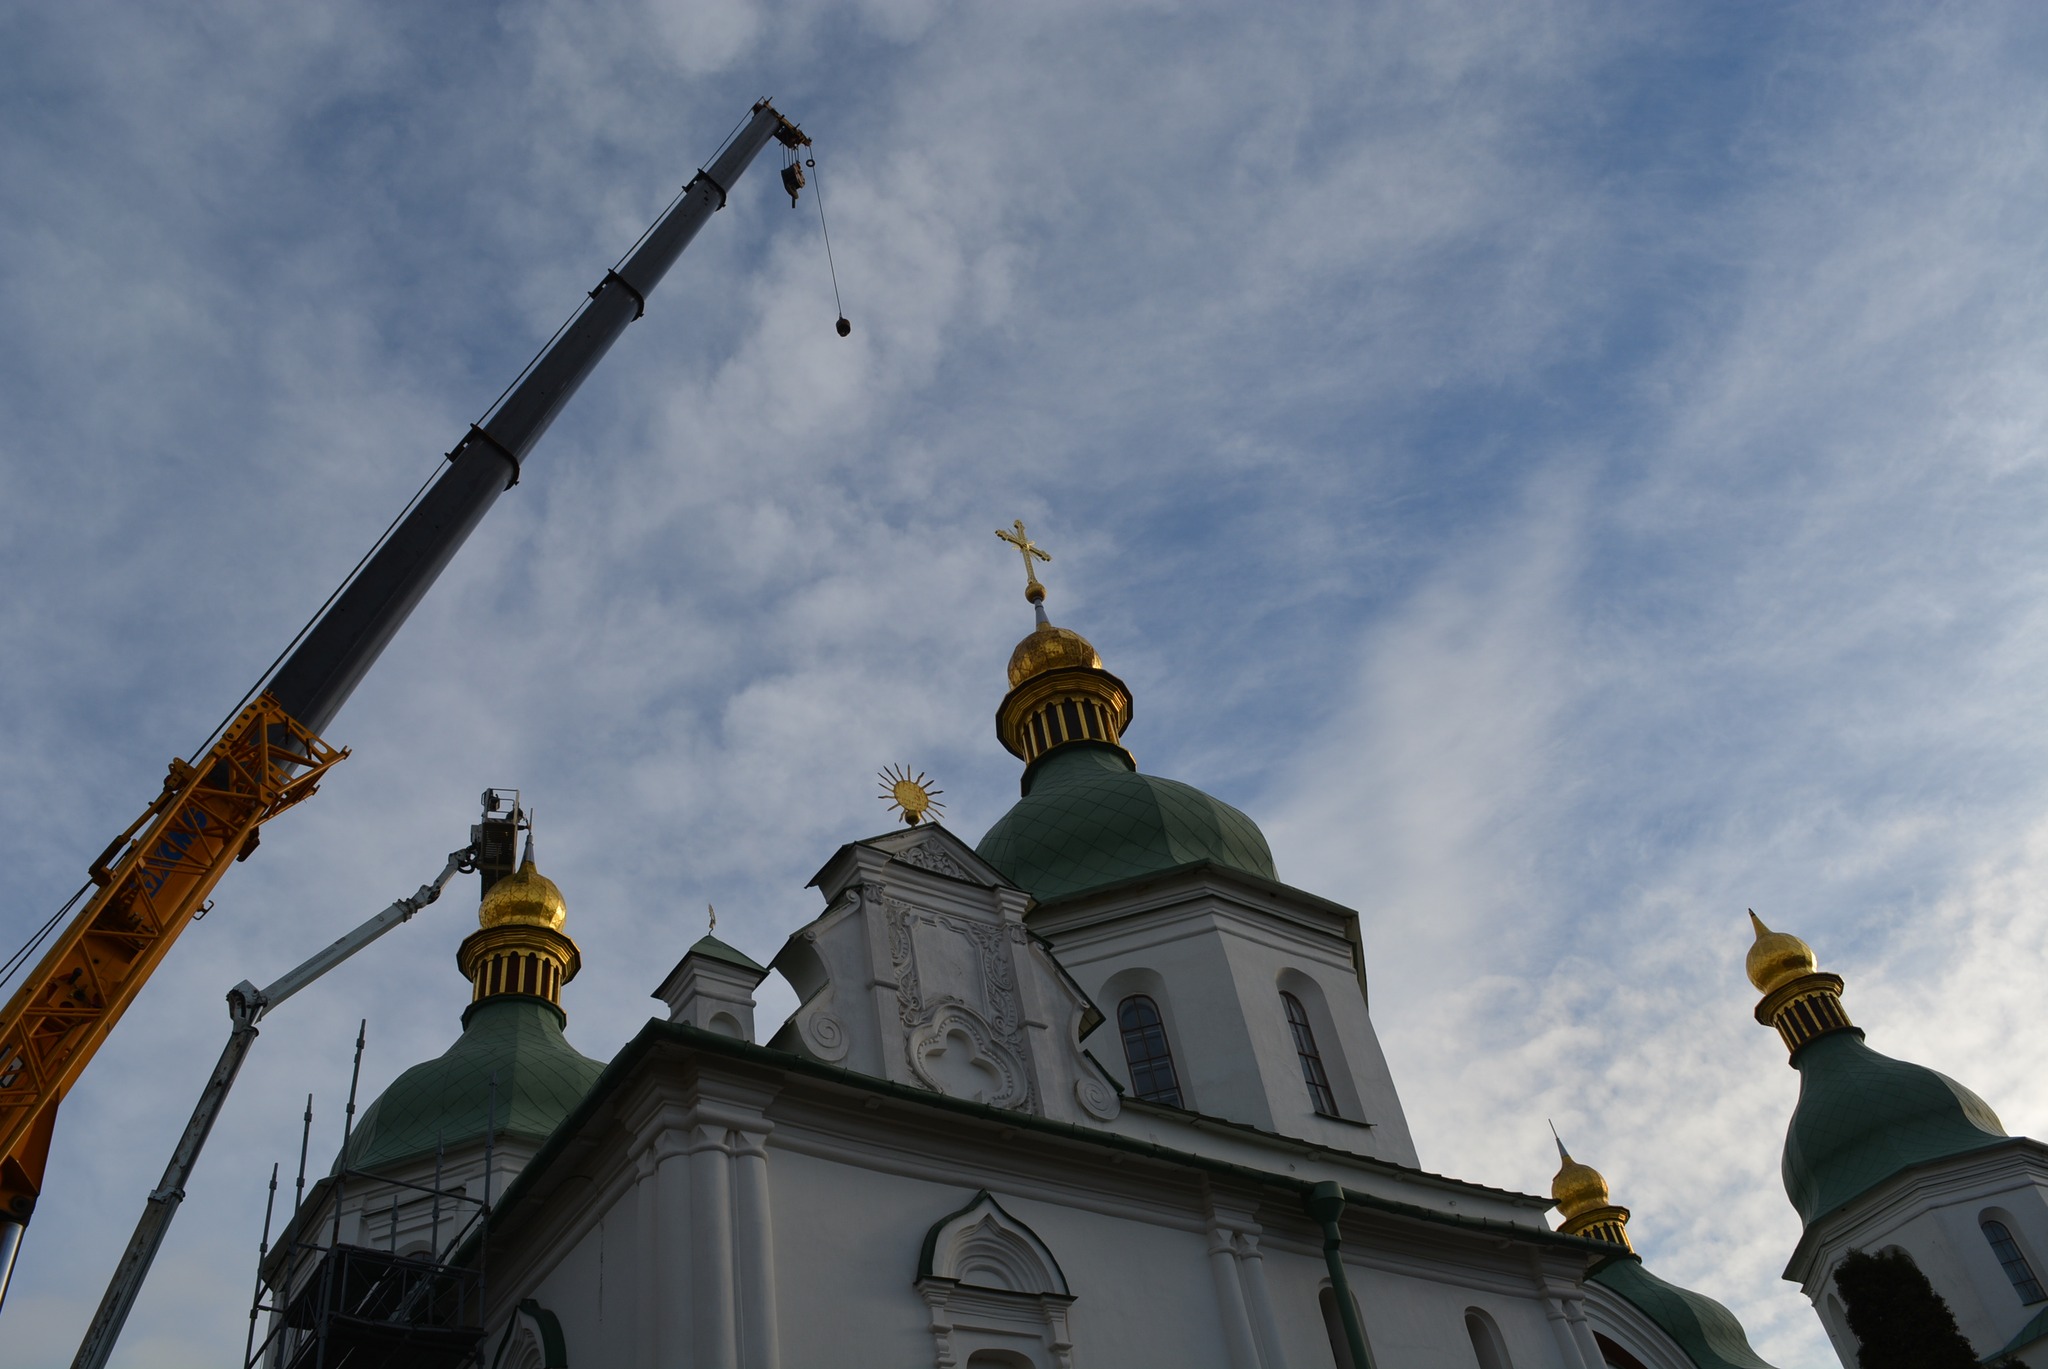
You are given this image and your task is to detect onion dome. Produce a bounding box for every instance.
[1745,915,2008,1226]
[977,746,1277,903]
[478,852,569,931]
[1745,910,1816,995]
[459,834,580,1007]
[1007,623,1103,687]
[341,830,599,1176]
[996,615,1134,775]
[1550,1137,1631,1250]
[1563,1134,1784,1367]
[340,999,603,1175]
[1780,1030,2006,1225]
[977,524,1275,903]
[1589,1260,1784,1369]
[1746,912,1853,1058]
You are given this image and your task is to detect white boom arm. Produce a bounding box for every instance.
[70,846,474,1369]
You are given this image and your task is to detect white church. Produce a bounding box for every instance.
[250,536,2048,1369]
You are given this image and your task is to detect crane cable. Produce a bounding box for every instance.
[0,883,89,995]
[782,137,849,336]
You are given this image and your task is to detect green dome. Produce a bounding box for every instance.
[340,998,604,1175]
[1591,1257,1781,1369]
[1782,1029,2006,1226]
[975,744,1276,903]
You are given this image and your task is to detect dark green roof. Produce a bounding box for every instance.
[687,934,766,973]
[1591,1257,1782,1369]
[1783,1029,2006,1227]
[340,997,604,1175]
[1991,1302,2048,1361]
[974,744,1275,902]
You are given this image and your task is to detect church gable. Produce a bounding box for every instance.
[772,831,1120,1124]
[855,822,1007,888]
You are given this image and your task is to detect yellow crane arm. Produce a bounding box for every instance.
[0,696,344,1227]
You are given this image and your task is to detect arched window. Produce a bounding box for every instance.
[1983,1218,2048,1304]
[1593,1334,1649,1369]
[1319,1286,1368,1368]
[1463,1308,1511,1369]
[1283,991,1339,1117]
[1118,995,1183,1106]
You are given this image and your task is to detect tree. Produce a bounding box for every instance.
[1832,1248,2008,1369]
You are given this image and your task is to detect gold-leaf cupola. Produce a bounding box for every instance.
[458,830,582,1016]
[1747,910,1854,1060]
[1551,1134,1632,1250]
[992,519,1134,781]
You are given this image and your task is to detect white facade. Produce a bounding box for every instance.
[398,823,1742,1369]
[1026,861,1415,1165]
[1786,1139,2048,1367]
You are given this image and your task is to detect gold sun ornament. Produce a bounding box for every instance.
[878,765,945,826]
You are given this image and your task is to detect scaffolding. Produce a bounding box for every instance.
[243,1024,496,1369]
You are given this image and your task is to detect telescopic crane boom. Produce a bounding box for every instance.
[0,98,812,1311]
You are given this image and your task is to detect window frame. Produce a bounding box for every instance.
[1982,1216,2048,1305]
[1282,989,1341,1117]
[1116,993,1185,1107]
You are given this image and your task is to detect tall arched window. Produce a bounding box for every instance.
[1463,1308,1511,1369]
[1983,1218,2048,1304]
[1282,991,1339,1116]
[1117,995,1183,1106]
[1320,1287,1367,1369]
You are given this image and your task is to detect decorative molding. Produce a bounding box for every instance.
[895,839,973,881]
[910,1005,1031,1110]
[917,1192,1076,1369]
[1075,1076,1119,1121]
[884,895,1039,1112]
[801,1010,848,1063]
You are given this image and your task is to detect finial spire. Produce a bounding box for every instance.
[521,822,537,870]
[996,519,1052,614]
[1550,1119,1569,1164]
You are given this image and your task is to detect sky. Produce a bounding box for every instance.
[4,1,2048,1364]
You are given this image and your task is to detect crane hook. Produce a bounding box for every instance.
[781,162,805,207]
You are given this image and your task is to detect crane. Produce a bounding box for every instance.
[0,98,813,1311]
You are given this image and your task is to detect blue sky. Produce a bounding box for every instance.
[7,2,2048,1364]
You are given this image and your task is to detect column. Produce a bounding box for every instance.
[1235,1231,1290,1369]
[634,1146,660,1369]
[732,1129,780,1369]
[1541,1295,1594,1369]
[655,1133,693,1369]
[1564,1295,1604,1369]
[1208,1225,1263,1369]
[690,1124,737,1368]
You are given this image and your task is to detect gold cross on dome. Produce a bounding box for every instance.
[996,520,1051,602]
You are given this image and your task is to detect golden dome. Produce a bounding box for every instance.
[1746,910,1817,994]
[1551,1152,1610,1220]
[478,853,568,932]
[1007,624,1103,688]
